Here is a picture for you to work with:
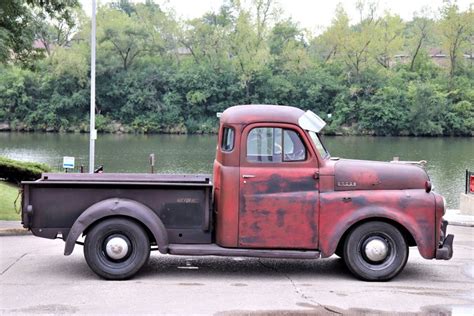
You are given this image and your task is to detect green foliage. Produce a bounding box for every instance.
[0,0,473,136]
[407,82,447,136]
[0,0,79,65]
[0,156,51,183]
[0,66,33,122]
[359,86,409,136]
[0,181,20,220]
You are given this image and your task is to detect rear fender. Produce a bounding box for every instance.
[64,198,168,255]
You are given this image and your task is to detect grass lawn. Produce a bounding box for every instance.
[0,181,21,220]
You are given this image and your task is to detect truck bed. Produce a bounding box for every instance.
[22,173,213,244]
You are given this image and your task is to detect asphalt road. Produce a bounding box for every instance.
[1,225,473,315]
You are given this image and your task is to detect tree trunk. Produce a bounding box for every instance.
[410,38,423,71]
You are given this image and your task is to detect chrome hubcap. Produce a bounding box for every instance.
[105,237,129,260]
[364,238,388,262]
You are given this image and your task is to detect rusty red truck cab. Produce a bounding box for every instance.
[213,104,453,280]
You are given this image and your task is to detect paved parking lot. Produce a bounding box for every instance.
[1,225,473,315]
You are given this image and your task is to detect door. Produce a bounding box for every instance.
[239,124,320,249]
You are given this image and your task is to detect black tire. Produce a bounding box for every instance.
[343,221,408,281]
[84,218,150,280]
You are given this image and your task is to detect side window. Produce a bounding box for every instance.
[283,129,306,161]
[246,127,306,163]
[221,127,235,152]
[247,128,279,162]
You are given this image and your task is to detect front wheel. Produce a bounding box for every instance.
[84,218,150,280]
[343,221,408,281]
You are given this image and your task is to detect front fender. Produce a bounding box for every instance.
[64,198,169,255]
[319,190,436,259]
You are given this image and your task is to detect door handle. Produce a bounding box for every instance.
[242,174,256,179]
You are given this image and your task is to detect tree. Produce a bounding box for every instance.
[32,6,83,58]
[228,3,271,99]
[322,0,380,80]
[372,12,404,68]
[404,8,434,71]
[438,2,473,78]
[359,86,409,135]
[97,6,151,71]
[180,7,233,69]
[407,82,447,136]
[0,0,79,65]
[315,3,350,63]
[254,0,277,44]
[343,0,379,78]
[134,2,180,60]
[269,19,310,73]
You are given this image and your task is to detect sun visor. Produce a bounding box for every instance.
[298,110,326,132]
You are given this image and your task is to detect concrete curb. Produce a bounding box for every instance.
[0,228,30,236]
[446,220,474,228]
[0,221,30,236]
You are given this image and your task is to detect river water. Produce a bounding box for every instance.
[1,132,472,208]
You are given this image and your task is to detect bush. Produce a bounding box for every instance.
[0,156,51,183]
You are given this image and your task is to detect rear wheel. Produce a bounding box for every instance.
[343,221,408,281]
[84,218,150,280]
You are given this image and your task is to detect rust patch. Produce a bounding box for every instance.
[238,167,319,249]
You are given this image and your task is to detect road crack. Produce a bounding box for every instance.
[1,253,28,276]
[258,259,342,315]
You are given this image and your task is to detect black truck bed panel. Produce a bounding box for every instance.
[22,173,213,244]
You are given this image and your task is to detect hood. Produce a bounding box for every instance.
[334,159,429,191]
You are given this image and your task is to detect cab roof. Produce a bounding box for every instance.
[220,104,305,126]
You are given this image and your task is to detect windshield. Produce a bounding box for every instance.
[309,131,330,159]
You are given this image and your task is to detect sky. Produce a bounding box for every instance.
[80,0,472,34]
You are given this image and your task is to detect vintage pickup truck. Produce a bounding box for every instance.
[21,104,453,281]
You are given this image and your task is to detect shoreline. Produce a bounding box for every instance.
[1,130,473,138]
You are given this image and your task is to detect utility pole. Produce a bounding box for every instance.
[89,0,97,173]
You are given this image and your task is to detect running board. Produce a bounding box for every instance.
[168,244,320,259]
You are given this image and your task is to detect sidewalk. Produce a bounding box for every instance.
[0,210,472,236]
[444,209,474,227]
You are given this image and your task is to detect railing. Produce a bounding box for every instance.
[466,170,474,194]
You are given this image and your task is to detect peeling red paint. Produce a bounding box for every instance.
[334,159,429,191]
[239,169,319,249]
[215,104,443,260]
[318,189,436,258]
